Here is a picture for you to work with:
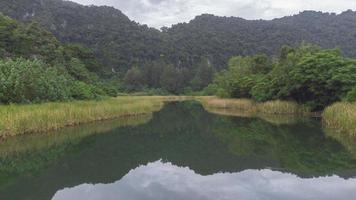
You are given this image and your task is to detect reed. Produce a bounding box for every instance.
[199,97,310,116]
[323,102,356,136]
[0,96,166,137]
[0,114,153,157]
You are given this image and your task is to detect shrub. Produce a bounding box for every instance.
[0,59,72,103]
[210,44,356,110]
[70,81,97,100]
[251,77,273,102]
[346,88,356,102]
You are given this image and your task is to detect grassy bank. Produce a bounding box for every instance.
[2,95,353,138]
[198,97,311,116]
[0,114,153,157]
[0,96,169,137]
[323,102,356,136]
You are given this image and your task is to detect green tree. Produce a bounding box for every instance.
[346,88,356,102]
[124,66,145,91]
[191,58,215,91]
[160,65,184,93]
[0,59,71,103]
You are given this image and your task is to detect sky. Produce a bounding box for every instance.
[70,0,356,28]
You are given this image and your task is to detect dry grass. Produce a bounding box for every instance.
[0,114,153,157]
[323,102,356,136]
[198,97,310,116]
[0,96,168,137]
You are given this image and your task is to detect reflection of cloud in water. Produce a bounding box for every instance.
[52,160,356,200]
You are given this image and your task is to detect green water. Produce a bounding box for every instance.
[1,102,356,200]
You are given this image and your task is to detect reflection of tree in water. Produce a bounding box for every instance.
[0,115,153,190]
[0,102,356,200]
[325,128,356,159]
[212,116,356,176]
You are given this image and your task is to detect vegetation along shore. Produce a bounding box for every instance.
[0,97,169,138]
[323,102,356,136]
[1,95,355,139]
[198,97,311,116]
[0,9,355,138]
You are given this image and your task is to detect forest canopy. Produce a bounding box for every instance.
[206,45,356,110]
[1,0,356,107]
[0,14,117,104]
[1,0,356,82]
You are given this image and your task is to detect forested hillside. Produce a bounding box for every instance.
[167,11,356,68]
[0,14,117,103]
[0,0,166,72]
[2,0,356,71]
[1,0,356,93]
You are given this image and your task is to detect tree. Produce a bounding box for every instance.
[209,54,272,98]
[124,66,145,91]
[160,65,183,93]
[207,44,356,110]
[191,57,215,91]
[0,59,71,103]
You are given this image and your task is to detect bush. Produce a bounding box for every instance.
[346,88,356,102]
[210,44,356,110]
[0,59,72,103]
[70,81,97,100]
[251,77,273,102]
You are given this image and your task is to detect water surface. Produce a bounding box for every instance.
[1,102,356,200]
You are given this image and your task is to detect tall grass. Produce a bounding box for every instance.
[0,114,153,157]
[199,97,310,116]
[323,102,356,136]
[0,95,336,138]
[0,96,166,137]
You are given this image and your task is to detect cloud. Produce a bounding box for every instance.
[70,0,356,28]
[53,160,356,200]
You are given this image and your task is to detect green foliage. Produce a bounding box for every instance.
[0,15,64,65]
[0,59,71,103]
[190,58,215,91]
[3,2,356,94]
[124,66,145,91]
[287,49,351,109]
[210,55,271,98]
[70,81,97,100]
[67,58,91,81]
[250,76,274,102]
[346,88,356,102]
[0,14,119,104]
[123,60,194,94]
[63,44,103,73]
[2,2,356,99]
[160,65,185,94]
[208,44,356,110]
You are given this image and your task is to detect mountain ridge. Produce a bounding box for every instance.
[1,0,356,79]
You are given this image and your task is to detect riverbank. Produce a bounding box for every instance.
[1,96,354,138]
[323,102,356,136]
[0,96,172,137]
[199,97,356,136]
[198,97,311,116]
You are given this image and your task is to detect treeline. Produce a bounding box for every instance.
[206,45,356,110]
[123,58,215,94]
[0,14,117,104]
[2,0,356,76]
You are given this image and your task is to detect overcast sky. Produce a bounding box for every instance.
[70,0,356,28]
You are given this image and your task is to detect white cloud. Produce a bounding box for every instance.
[53,160,356,200]
[70,0,356,28]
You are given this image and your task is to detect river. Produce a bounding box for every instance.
[0,101,356,200]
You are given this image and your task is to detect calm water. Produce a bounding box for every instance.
[1,102,356,200]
